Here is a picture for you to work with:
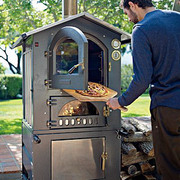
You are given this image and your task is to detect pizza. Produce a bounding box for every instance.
[75,82,109,97]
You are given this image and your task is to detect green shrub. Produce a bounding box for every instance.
[0,74,22,99]
[121,64,133,92]
[0,75,7,99]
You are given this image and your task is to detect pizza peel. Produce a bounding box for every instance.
[63,83,128,112]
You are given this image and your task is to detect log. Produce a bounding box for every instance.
[143,174,156,180]
[121,119,136,134]
[124,165,138,175]
[128,118,152,136]
[138,142,154,157]
[122,142,137,155]
[123,132,152,142]
[139,162,155,173]
[122,152,154,167]
[120,170,141,180]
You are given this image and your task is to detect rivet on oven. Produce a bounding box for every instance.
[103,35,106,38]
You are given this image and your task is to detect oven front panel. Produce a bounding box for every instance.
[52,138,105,180]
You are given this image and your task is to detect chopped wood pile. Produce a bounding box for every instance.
[120,117,157,180]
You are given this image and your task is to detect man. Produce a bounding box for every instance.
[106,0,180,179]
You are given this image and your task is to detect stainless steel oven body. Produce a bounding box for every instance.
[12,13,131,180]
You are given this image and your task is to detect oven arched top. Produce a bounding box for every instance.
[49,26,88,50]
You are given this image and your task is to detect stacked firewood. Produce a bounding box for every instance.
[120,117,157,180]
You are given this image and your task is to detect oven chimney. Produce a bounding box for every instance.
[62,0,78,19]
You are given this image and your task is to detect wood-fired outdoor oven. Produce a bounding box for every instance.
[11,1,131,179]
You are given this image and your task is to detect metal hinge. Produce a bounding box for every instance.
[44,50,52,57]
[109,62,112,72]
[44,79,52,88]
[103,106,110,117]
[46,120,57,128]
[46,99,57,106]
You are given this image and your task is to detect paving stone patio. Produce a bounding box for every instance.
[0,134,21,176]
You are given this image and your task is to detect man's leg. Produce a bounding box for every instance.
[151,106,180,180]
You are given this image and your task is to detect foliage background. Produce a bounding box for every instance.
[0,74,22,99]
[0,0,174,75]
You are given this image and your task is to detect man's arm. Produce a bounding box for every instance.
[119,26,153,106]
[107,26,153,109]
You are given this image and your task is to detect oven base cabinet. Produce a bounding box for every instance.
[22,123,121,180]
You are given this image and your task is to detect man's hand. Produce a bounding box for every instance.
[106,97,121,110]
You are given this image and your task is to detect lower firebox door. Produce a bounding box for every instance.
[52,138,105,180]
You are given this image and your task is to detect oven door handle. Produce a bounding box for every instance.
[68,62,84,74]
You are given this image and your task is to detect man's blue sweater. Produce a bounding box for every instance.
[118,10,180,110]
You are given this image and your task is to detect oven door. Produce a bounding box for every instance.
[52,137,105,180]
[50,96,106,129]
[48,26,88,90]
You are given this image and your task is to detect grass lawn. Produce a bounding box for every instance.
[0,94,150,135]
[0,99,22,135]
[121,94,151,117]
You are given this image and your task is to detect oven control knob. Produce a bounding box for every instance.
[59,120,63,126]
[71,119,75,126]
[89,118,93,125]
[83,119,87,125]
[65,119,69,126]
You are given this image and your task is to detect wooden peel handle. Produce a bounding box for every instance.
[118,106,128,112]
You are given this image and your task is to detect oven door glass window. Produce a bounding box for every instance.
[58,100,99,117]
[56,39,78,75]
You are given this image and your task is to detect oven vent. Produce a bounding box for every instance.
[62,0,78,19]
